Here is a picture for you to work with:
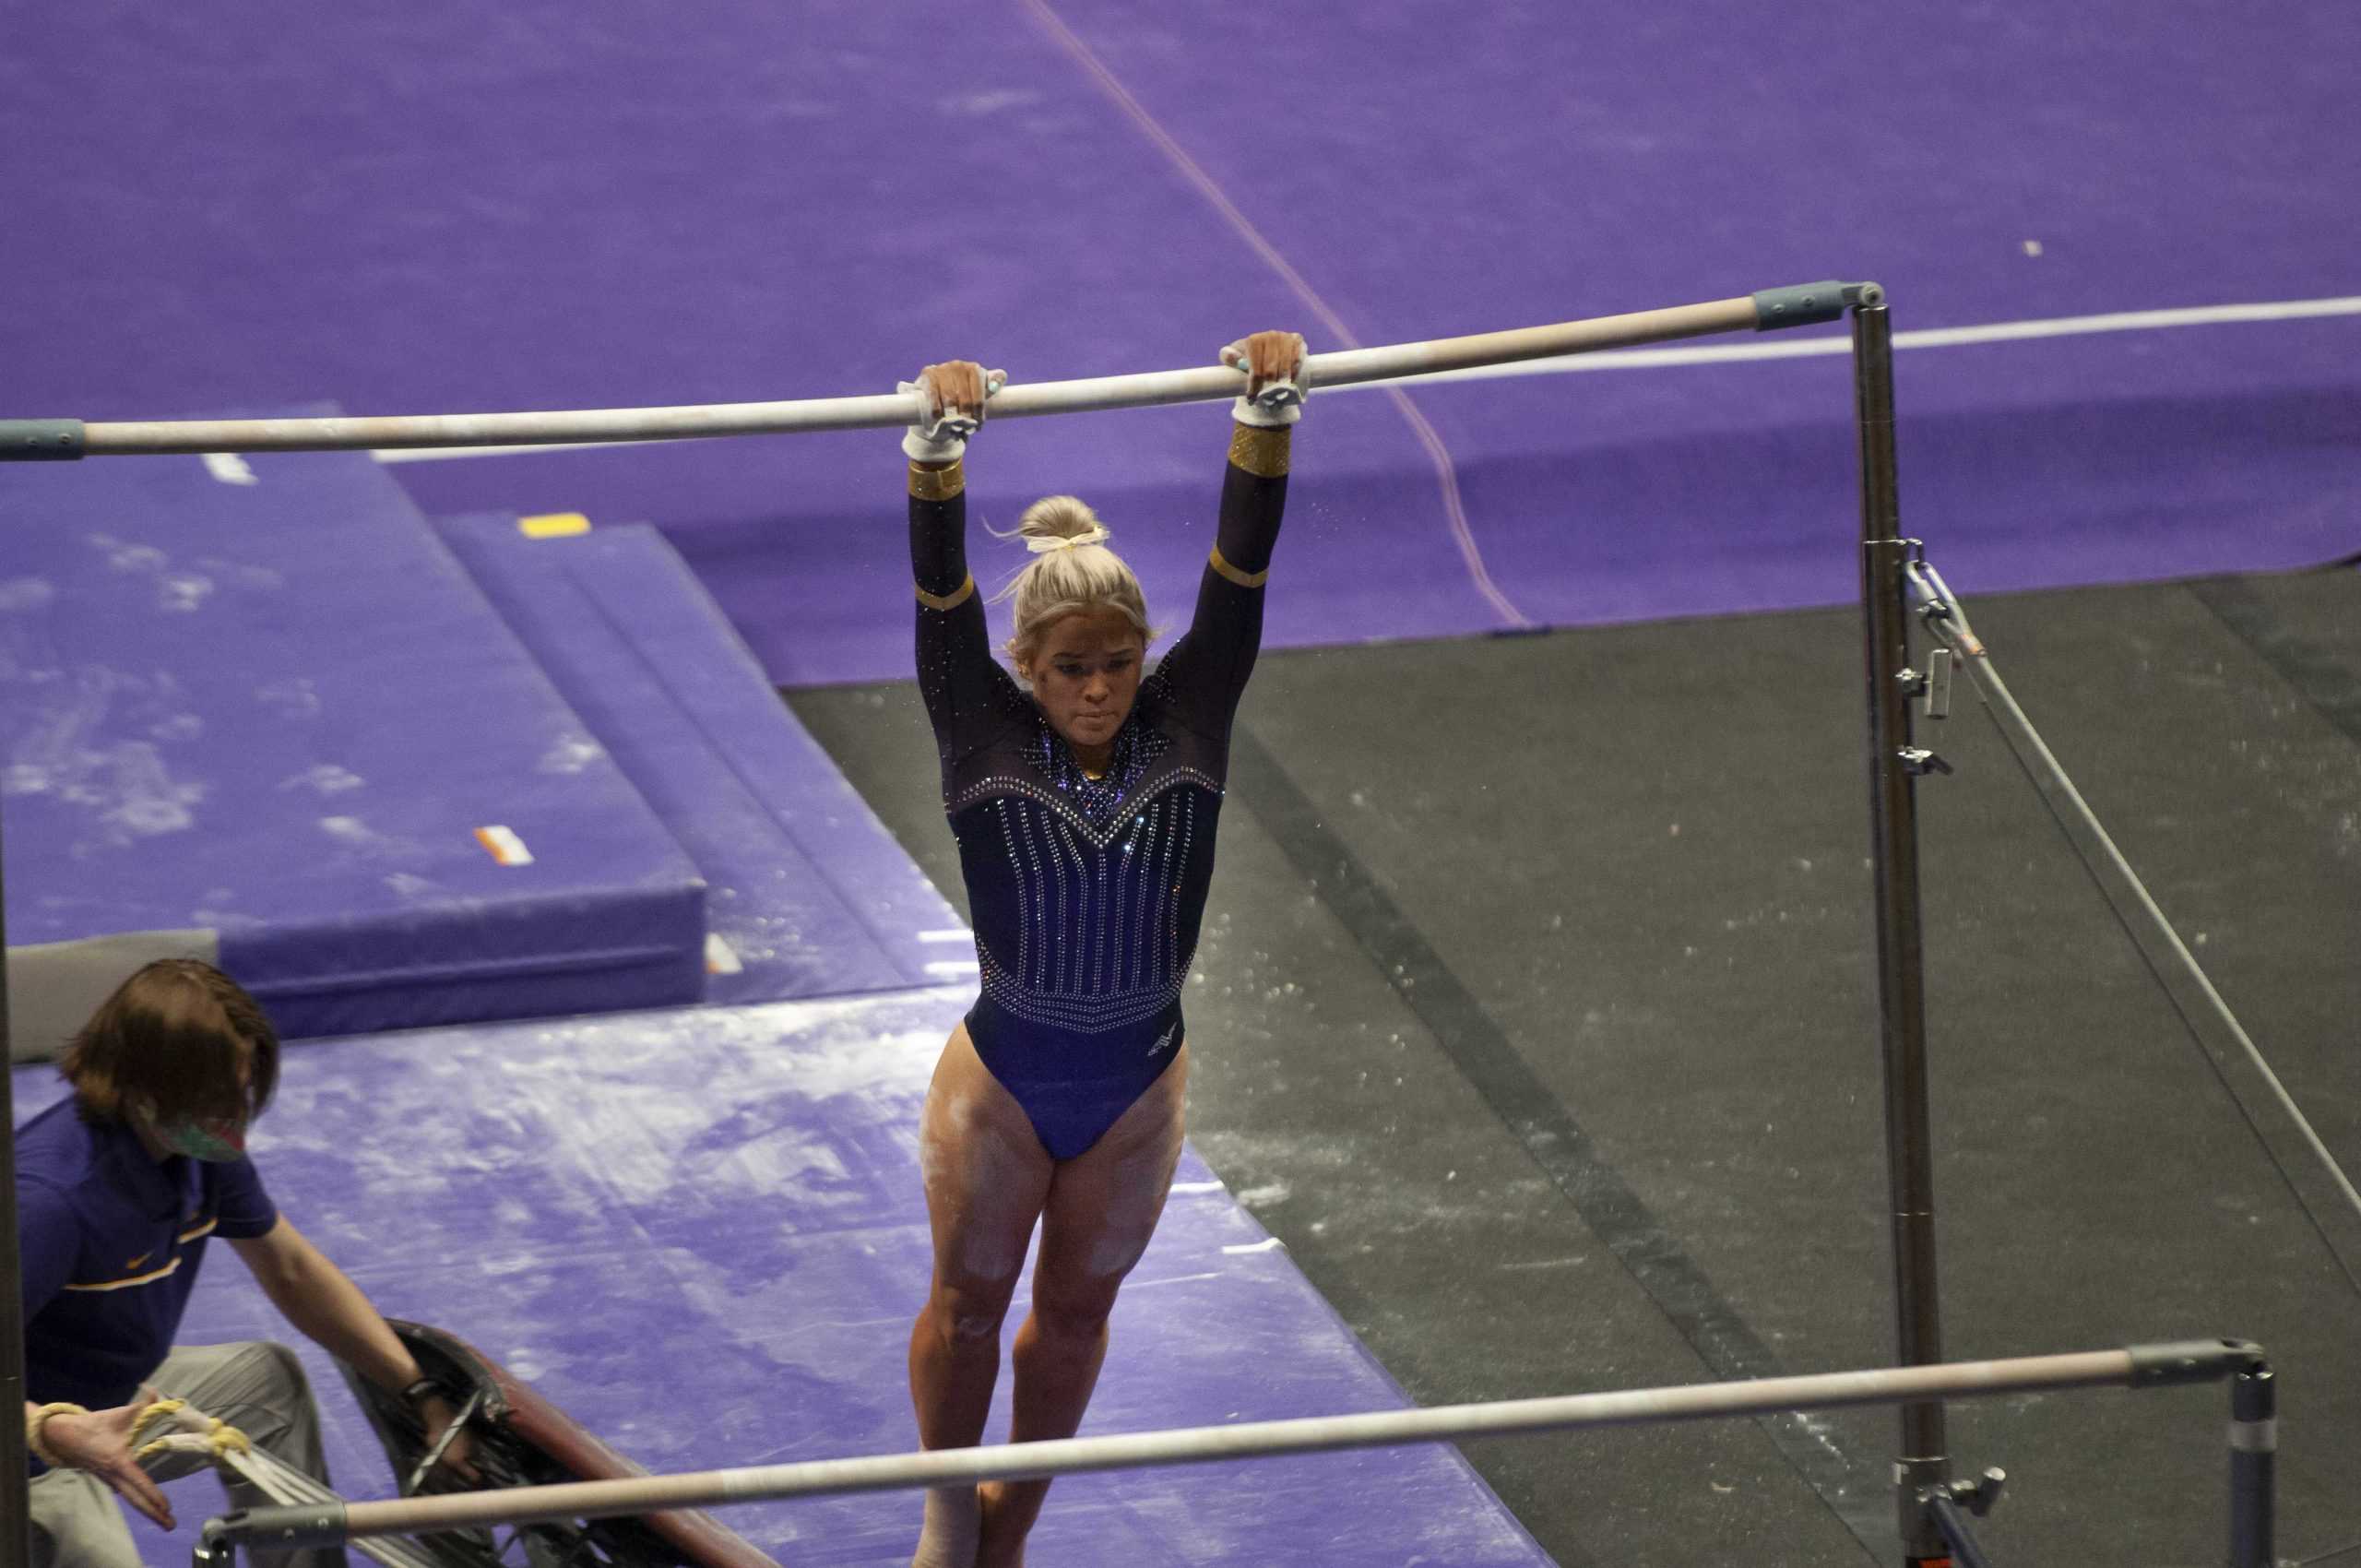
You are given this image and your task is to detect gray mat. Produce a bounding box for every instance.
[789,565,2361,1567]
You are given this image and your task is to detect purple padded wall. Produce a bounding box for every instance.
[0,429,705,1039]
[435,514,966,1005]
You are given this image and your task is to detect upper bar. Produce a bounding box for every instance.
[208,1341,2258,1547]
[7,289,1875,459]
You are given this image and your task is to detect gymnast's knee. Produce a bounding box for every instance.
[928,1276,1018,1343]
[1026,1278,1120,1344]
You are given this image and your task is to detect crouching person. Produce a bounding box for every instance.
[18,960,469,1568]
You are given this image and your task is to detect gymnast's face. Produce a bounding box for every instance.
[1022,609,1145,765]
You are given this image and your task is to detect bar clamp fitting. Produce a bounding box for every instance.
[1899,652,1952,721]
[1750,280,1886,330]
[202,1503,349,1553]
[2127,1338,2269,1387]
[1931,1466,2007,1517]
[0,419,86,460]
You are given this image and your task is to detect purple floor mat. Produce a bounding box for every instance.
[11,992,1551,1568]
[8,5,2351,414]
[434,513,966,1002]
[0,433,704,1042]
[3,4,2352,688]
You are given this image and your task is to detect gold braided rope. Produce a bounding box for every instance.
[136,1420,253,1464]
[915,574,977,612]
[1208,547,1270,589]
[125,1397,186,1449]
[126,1397,254,1465]
[1227,423,1291,478]
[25,1402,89,1467]
[908,460,966,502]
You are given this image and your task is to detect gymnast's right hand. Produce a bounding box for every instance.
[899,360,1003,463]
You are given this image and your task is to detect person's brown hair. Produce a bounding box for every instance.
[60,959,279,1127]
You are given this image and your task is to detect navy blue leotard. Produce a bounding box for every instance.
[910,423,1289,1158]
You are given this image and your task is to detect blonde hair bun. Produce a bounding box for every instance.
[1016,495,1111,551]
[993,494,1152,666]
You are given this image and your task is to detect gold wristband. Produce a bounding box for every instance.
[1227,423,1291,479]
[908,459,966,503]
[28,1402,90,1467]
[915,574,977,612]
[1208,546,1269,589]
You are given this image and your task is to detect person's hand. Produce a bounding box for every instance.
[899,360,1005,462]
[416,1394,480,1482]
[39,1391,178,1529]
[912,362,999,441]
[1219,331,1308,425]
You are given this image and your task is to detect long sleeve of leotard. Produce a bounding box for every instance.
[1157,422,1291,735]
[910,458,1019,766]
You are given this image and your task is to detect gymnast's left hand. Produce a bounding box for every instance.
[1220,330,1308,420]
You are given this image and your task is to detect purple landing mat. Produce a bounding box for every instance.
[11,993,1552,1568]
[4,3,2354,688]
[389,314,2361,689]
[433,513,966,1004]
[0,430,704,1041]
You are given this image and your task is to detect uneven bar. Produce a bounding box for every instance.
[208,1341,2257,1549]
[7,289,1874,459]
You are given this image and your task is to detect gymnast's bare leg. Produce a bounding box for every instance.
[974,1046,1188,1568]
[908,1024,1053,1568]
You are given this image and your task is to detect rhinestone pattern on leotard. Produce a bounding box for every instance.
[911,434,1285,1071]
[954,692,1217,1037]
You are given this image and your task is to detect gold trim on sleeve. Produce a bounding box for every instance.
[915,574,977,612]
[908,460,967,502]
[1227,423,1292,478]
[1207,547,1269,589]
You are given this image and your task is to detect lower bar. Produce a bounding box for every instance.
[207,1343,2258,1547]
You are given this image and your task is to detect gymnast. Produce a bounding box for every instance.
[899,330,1305,1567]
[17,959,473,1568]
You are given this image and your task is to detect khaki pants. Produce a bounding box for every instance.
[27,1341,350,1568]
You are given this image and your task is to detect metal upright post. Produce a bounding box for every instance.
[4,780,30,1566]
[2228,1362,2276,1568]
[1852,297,1951,1562]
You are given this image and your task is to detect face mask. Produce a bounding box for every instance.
[153,1113,247,1162]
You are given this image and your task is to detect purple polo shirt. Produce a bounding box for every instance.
[16,1097,279,1455]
